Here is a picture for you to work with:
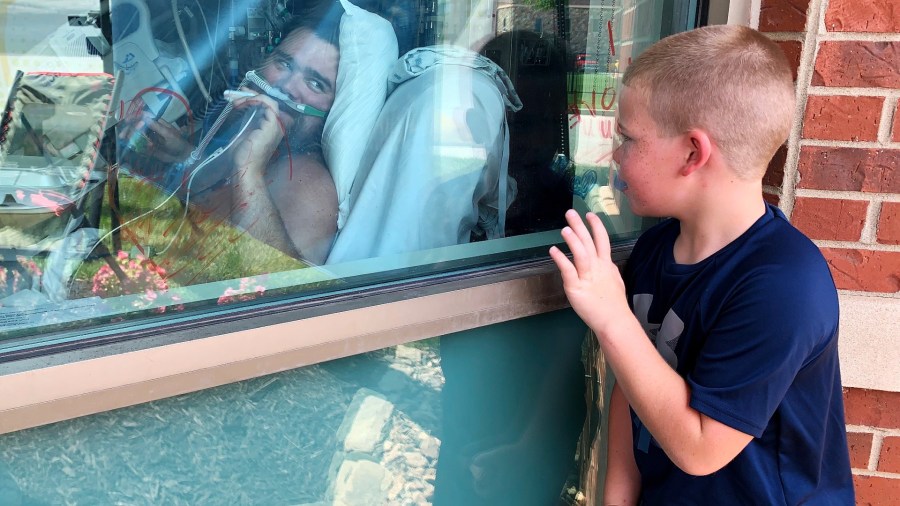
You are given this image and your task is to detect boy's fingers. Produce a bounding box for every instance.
[586,212,612,259]
[562,226,592,276]
[564,209,597,259]
[549,246,578,282]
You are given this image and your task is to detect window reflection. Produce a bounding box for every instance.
[1,0,656,338]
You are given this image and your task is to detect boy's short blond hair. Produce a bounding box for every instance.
[623,25,795,180]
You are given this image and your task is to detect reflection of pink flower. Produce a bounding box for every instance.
[91,251,181,313]
[217,277,267,305]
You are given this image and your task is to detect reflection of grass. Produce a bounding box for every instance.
[567,72,618,109]
[70,175,308,299]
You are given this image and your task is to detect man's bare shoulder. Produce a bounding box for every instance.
[266,150,338,222]
[268,151,335,192]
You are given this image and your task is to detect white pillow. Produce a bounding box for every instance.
[322,0,398,230]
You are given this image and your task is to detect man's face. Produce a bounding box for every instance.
[260,28,339,149]
[612,85,687,217]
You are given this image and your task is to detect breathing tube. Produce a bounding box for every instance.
[185,70,326,169]
[241,70,327,118]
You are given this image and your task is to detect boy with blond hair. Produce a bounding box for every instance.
[550,25,854,504]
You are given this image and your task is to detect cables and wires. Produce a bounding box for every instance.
[172,0,213,103]
[157,107,257,254]
[194,0,229,89]
[67,107,258,291]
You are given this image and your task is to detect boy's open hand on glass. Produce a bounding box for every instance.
[549,210,630,335]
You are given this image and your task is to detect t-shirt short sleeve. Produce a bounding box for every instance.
[687,256,839,437]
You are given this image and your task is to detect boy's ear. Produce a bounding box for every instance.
[680,129,713,177]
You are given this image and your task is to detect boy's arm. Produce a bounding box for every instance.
[604,383,641,505]
[549,211,752,476]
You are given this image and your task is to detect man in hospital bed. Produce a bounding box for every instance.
[120,0,398,265]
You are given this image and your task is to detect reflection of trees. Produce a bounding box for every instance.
[522,0,557,11]
[494,2,598,54]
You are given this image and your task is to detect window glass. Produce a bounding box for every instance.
[1,0,675,350]
[0,309,588,504]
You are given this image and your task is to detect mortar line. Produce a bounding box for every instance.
[847,425,900,435]
[817,32,900,42]
[861,200,881,244]
[813,240,900,251]
[837,290,900,299]
[808,87,900,98]
[878,96,899,143]
[795,189,900,202]
[781,0,828,219]
[800,139,900,149]
[813,239,900,251]
[868,431,885,471]
[764,32,806,41]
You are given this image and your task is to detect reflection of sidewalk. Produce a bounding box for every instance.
[0,8,103,95]
[320,344,443,505]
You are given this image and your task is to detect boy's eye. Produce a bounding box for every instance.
[274,59,292,71]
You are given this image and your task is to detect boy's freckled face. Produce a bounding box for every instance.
[612,85,686,217]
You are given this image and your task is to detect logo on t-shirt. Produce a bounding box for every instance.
[633,293,684,369]
[632,293,685,452]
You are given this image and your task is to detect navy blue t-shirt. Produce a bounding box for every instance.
[623,204,854,505]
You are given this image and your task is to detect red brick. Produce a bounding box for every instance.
[759,0,810,32]
[880,436,900,473]
[848,432,875,469]
[802,96,883,141]
[812,41,900,89]
[845,388,900,428]
[878,202,900,245]
[775,40,802,81]
[798,147,900,193]
[763,192,781,207]
[825,0,900,33]
[764,144,788,187]
[822,249,900,293]
[854,475,900,506]
[792,197,868,241]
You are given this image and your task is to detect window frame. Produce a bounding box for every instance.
[0,244,633,435]
[0,0,729,435]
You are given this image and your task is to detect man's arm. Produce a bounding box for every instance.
[229,153,337,264]
[549,210,752,476]
[604,383,641,505]
[223,93,337,263]
[266,154,337,264]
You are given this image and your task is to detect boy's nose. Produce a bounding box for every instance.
[612,144,623,164]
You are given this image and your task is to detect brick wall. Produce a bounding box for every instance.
[758,0,900,504]
[846,388,900,504]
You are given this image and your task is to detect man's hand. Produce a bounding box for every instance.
[229,90,293,172]
[144,117,193,162]
[118,113,192,163]
[549,209,631,336]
